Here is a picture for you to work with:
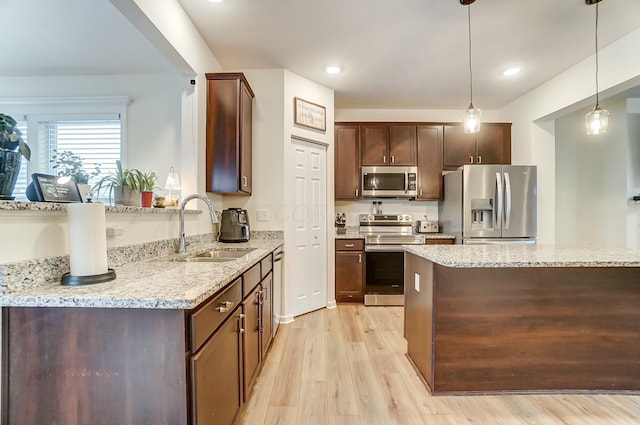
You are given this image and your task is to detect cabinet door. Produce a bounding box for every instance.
[191,311,242,425]
[335,125,361,199]
[260,272,273,356]
[239,81,253,194]
[335,251,364,302]
[389,125,417,165]
[361,125,389,165]
[443,124,476,169]
[242,285,261,402]
[416,126,443,200]
[476,123,511,165]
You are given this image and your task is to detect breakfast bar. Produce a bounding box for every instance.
[403,244,640,395]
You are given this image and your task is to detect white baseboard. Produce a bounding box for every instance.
[326,300,337,309]
[277,313,295,324]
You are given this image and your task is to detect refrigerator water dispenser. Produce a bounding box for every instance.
[471,199,494,229]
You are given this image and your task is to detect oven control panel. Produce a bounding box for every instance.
[359,214,413,226]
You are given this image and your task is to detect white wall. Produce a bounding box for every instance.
[555,98,630,248]
[499,27,640,245]
[222,69,286,231]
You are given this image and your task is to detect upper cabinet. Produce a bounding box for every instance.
[206,73,255,195]
[362,125,416,166]
[416,125,443,201]
[443,123,511,170]
[335,125,361,200]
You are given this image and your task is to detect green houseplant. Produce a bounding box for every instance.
[0,113,31,199]
[51,150,100,202]
[92,160,139,206]
[132,170,158,207]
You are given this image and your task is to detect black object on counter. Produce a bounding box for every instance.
[61,269,116,286]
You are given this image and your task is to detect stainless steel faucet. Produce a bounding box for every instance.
[177,194,219,254]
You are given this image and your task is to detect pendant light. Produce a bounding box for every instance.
[461,0,481,134]
[585,0,609,135]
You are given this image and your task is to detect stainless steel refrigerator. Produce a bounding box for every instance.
[439,165,537,244]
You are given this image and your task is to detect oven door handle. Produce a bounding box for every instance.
[365,245,408,252]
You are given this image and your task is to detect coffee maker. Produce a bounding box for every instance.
[219,208,250,242]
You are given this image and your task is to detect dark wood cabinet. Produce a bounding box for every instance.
[416,125,443,200]
[260,272,273,356]
[426,238,454,245]
[191,310,242,425]
[242,283,261,402]
[443,123,511,169]
[335,125,361,199]
[335,239,365,303]
[206,72,255,195]
[362,125,416,166]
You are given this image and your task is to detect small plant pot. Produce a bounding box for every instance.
[140,191,153,208]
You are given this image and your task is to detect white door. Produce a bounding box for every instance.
[291,139,327,317]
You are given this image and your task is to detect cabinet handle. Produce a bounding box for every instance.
[383,155,386,164]
[419,188,423,197]
[477,156,482,164]
[358,254,362,263]
[216,300,234,313]
[345,243,354,247]
[242,176,248,187]
[355,188,359,197]
[263,287,268,301]
[469,156,474,164]
[239,313,246,333]
[391,155,395,163]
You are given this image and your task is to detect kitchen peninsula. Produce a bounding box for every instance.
[0,236,282,425]
[404,244,640,395]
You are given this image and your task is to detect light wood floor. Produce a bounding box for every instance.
[240,304,640,425]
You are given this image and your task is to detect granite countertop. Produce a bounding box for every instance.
[0,239,283,309]
[404,244,640,268]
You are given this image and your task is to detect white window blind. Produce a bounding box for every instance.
[11,118,122,201]
[42,120,121,183]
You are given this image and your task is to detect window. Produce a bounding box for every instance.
[1,96,127,201]
[12,116,122,201]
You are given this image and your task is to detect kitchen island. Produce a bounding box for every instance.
[0,238,282,425]
[403,244,640,395]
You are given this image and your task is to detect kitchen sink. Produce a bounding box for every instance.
[178,248,256,262]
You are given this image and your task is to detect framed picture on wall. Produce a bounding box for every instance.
[294,97,326,132]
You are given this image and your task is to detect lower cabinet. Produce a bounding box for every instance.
[335,239,365,302]
[191,309,243,425]
[242,283,262,402]
[426,238,454,245]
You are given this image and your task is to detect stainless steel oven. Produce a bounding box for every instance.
[360,214,425,306]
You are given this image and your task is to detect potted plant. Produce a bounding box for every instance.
[0,113,31,199]
[92,160,139,206]
[51,150,100,202]
[132,170,158,208]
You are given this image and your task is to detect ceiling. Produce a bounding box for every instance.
[3,0,640,111]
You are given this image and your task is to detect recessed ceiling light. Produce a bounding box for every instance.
[208,0,223,3]
[503,67,521,77]
[325,65,341,75]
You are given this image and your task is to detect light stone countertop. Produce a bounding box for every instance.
[404,244,640,268]
[0,239,282,309]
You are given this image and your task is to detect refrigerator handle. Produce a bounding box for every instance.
[504,172,512,230]
[495,172,503,230]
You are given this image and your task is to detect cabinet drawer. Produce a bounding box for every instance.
[190,277,242,353]
[426,238,454,245]
[335,239,364,251]
[261,253,273,278]
[243,263,261,298]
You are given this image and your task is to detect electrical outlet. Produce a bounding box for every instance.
[106,227,124,237]
[256,209,269,222]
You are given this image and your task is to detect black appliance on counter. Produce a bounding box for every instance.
[360,214,425,306]
[219,208,250,242]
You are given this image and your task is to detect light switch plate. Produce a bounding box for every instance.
[256,209,269,222]
[106,227,124,237]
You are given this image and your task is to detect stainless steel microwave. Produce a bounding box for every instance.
[361,166,418,198]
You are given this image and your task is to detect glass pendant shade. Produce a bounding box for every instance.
[463,103,481,134]
[164,166,181,190]
[585,105,609,135]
